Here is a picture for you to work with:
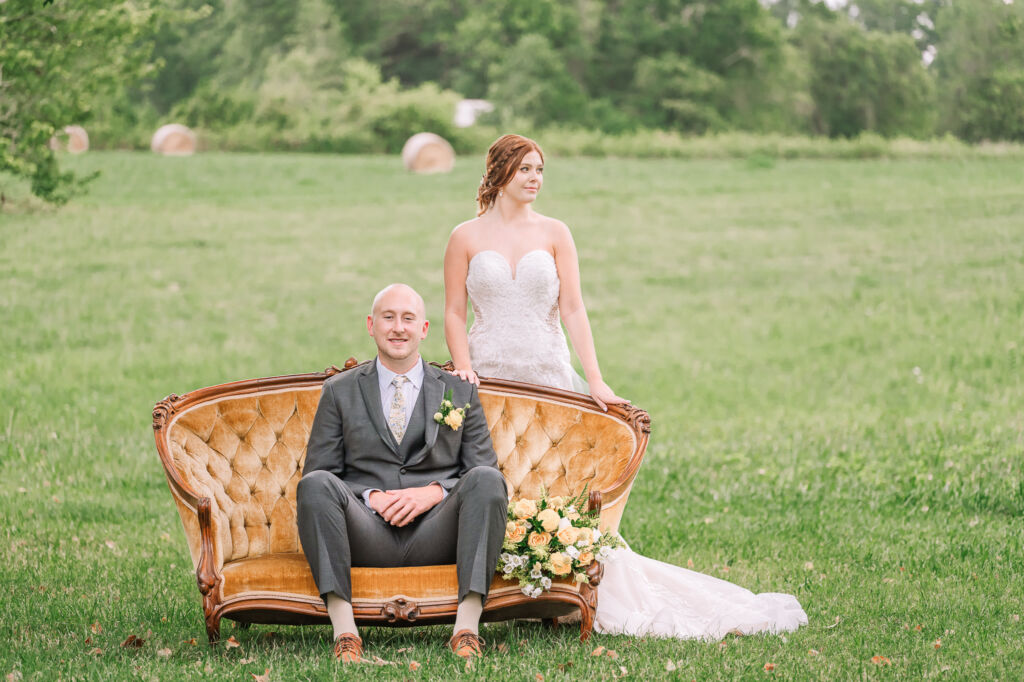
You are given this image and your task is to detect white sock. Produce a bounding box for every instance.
[326,594,358,640]
[453,592,483,635]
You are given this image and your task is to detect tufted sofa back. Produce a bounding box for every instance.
[154,366,650,572]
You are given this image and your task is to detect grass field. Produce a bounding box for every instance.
[2,152,1023,680]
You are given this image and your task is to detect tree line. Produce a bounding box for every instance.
[3,0,1024,202]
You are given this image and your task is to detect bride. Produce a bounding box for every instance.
[443,134,808,639]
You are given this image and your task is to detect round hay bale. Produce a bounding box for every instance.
[151,124,197,156]
[48,125,90,153]
[401,133,455,174]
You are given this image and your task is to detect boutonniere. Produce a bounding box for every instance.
[434,389,471,431]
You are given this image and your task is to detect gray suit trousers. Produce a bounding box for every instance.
[296,466,508,604]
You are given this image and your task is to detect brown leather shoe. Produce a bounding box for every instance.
[332,633,364,663]
[448,629,484,659]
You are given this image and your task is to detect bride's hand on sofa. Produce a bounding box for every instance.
[451,366,479,386]
[590,380,628,412]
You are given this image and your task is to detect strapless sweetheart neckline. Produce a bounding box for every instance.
[469,249,554,281]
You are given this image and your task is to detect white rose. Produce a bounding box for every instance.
[565,545,580,560]
[558,517,572,531]
[540,576,552,589]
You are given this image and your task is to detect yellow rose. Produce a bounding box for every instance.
[536,508,560,532]
[549,552,572,576]
[444,410,464,430]
[547,496,564,510]
[578,550,595,565]
[556,526,578,546]
[513,499,538,519]
[505,520,527,544]
[527,531,551,549]
[575,527,593,546]
[574,572,588,583]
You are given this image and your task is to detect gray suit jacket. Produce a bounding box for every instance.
[302,359,500,498]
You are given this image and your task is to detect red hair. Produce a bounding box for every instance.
[476,134,544,216]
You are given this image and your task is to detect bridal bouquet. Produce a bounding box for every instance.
[498,489,622,598]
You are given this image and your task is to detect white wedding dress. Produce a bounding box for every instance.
[466,249,808,639]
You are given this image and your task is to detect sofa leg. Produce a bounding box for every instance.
[542,617,559,630]
[205,613,221,644]
[578,606,595,642]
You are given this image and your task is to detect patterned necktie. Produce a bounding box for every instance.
[388,376,409,444]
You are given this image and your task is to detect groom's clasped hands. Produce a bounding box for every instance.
[367,484,445,527]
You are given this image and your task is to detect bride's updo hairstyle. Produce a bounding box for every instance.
[476,134,544,216]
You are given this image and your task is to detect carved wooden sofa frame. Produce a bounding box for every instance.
[152,360,650,643]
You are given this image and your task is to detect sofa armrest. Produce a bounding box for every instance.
[196,498,221,597]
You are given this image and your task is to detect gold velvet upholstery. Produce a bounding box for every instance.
[153,366,650,642]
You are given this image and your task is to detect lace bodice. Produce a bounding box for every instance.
[466,250,575,391]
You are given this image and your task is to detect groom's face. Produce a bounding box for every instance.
[367,286,429,370]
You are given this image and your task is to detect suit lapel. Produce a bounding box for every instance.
[421,363,444,449]
[357,362,400,455]
[403,364,445,467]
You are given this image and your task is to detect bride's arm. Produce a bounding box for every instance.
[443,228,479,385]
[552,221,627,411]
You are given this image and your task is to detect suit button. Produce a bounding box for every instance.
[400,467,407,474]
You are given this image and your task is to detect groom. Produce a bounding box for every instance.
[297,283,508,663]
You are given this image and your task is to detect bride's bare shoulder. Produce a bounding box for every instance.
[448,217,485,245]
[534,213,572,240]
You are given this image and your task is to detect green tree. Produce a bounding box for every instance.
[934,0,1024,141]
[796,16,935,138]
[1,0,161,203]
[485,34,588,128]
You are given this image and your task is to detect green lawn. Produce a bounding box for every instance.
[2,152,1023,680]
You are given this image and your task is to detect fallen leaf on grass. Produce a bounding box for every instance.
[160,532,171,541]
[933,639,942,650]
[591,646,606,656]
[618,666,628,677]
[370,656,394,666]
[121,635,145,648]
[7,671,24,682]
[870,655,891,666]
[104,540,116,551]
[252,669,271,682]
[686,559,694,568]
[882,578,896,584]
[396,647,413,654]
[185,637,197,646]
[808,649,819,656]
[84,637,92,645]
[408,661,420,671]
[557,662,574,671]
[825,616,841,629]
[1012,614,1020,622]
[157,648,172,658]
[534,674,544,682]
[224,636,240,649]
[240,656,256,664]
[496,642,509,653]
[605,649,619,659]
[89,648,103,656]
[764,663,775,672]
[90,622,102,634]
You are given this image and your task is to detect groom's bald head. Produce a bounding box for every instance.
[370,283,426,319]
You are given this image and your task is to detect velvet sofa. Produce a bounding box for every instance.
[152,359,650,643]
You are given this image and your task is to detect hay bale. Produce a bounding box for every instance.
[151,124,197,156]
[401,133,455,174]
[48,125,90,153]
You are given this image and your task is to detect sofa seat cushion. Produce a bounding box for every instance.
[219,553,582,604]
